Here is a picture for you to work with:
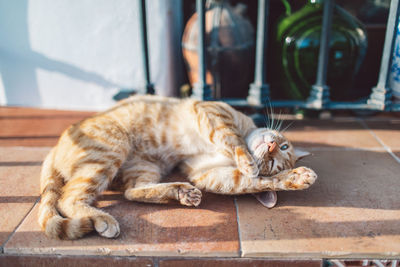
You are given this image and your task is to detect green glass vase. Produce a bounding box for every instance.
[275,0,368,100]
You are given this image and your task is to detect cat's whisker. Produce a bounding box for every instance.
[264,99,274,130]
[276,110,283,131]
[281,121,294,133]
[271,107,276,130]
[263,107,271,129]
[277,120,283,132]
[262,109,269,128]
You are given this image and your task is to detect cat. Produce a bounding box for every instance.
[38,95,317,240]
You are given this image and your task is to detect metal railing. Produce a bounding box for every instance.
[137,0,400,112]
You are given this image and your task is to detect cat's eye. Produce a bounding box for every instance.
[280,144,289,150]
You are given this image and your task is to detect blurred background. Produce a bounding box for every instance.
[0,0,391,110]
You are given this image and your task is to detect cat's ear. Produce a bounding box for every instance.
[294,148,311,161]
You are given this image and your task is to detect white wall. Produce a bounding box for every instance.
[0,0,183,110]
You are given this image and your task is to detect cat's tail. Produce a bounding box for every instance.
[38,148,93,239]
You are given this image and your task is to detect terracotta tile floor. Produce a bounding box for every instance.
[0,107,400,264]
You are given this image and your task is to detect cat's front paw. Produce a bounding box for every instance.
[178,185,202,207]
[285,167,317,190]
[235,146,259,178]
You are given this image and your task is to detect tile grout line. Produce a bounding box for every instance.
[1,196,41,253]
[233,197,243,257]
[359,119,400,164]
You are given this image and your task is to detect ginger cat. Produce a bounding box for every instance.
[38,95,317,239]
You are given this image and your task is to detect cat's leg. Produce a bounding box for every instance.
[125,182,202,207]
[122,159,202,206]
[194,102,258,177]
[57,163,121,238]
[185,162,317,195]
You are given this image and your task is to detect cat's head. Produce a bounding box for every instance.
[245,128,310,176]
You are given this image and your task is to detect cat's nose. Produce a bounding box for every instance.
[267,141,277,153]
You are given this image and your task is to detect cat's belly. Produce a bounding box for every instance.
[128,127,214,173]
[129,140,212,175]
[128,147,185,173]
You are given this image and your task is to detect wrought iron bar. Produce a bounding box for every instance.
[138,0,154,94]
[192,0,212,100]
[223,0,400,112]
[306,0,333,109]
[247,0,270,106]
[226,98,376,110]
[367,0,400,110]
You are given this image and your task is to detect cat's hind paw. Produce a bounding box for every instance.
[178,186,202,207]
[284,166,317,190]
[92,214,120,238]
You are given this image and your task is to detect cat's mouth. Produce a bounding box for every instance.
[252,138,277,154]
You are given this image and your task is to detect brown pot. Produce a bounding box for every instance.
[182,1,255,99]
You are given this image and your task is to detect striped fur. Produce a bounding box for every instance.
[39,95,317,239]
